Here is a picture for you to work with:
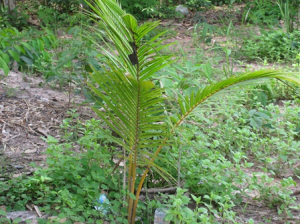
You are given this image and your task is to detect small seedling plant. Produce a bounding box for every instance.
[84,0,300,223]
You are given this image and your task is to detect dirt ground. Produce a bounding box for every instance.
[1,5,300,224]
[0,70,97,177]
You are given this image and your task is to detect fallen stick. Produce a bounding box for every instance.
[140,187,177,194]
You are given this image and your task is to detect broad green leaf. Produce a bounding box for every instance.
[1,53,9,64]
[257,110,272,118]
[122,14,137,32]
[24,47,34,59]
[21,42,32,51]
[263,123,274,129]
[249,109,257,116]
[101,184,108,190]
[183,207,194,216]
[56,53,77,70]
[128,193,136,200]
[37,39,44,51]
[20,56,33,65]
[164,214,174,221]
[41,36,50,48]
[8,50,20,62]
[198,207,208,213]
[14,45,25,54]
[0,209,6,216]
[257,91,268,106]
[32,40,38,51]
[0,56,9,76]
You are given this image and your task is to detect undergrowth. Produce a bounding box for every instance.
[1,95,300,223]
[1,1,300,223]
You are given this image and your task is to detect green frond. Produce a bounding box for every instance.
[176,70,300,127]
[137,153,177,185]
[88,66,169,151]
[86,0,174,80]
[86,0,176,157]
[136,21,161,42]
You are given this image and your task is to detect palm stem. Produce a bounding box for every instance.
[128,54,141,223]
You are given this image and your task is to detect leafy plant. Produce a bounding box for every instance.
[37,5,60,26]
[186,0,212,11]
[0,118,129,223]
[85,0,300,223]
[163,188,196,223]
[0,5,29,29]
[211,0,244,5]
[244,0,300,27]
[243,0,281,25]
[248,109,272,129]
[41,25,104,105]
[41,0,86,13]
[250,174,297,217]
[0,24,96,104]
[162,188,237,223]
[242,29,300,62]
[277,0,300,33]
[193,22,222,44]
[0,209,11,223]
[0,27,56,75]
[120,0,159,19]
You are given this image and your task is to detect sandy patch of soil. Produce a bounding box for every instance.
[0,71,96,180]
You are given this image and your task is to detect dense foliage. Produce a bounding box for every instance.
[242,29,300,61]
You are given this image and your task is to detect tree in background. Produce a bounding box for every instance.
[0,0,16,13]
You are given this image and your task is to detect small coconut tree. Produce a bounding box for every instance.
[85,0,300,223]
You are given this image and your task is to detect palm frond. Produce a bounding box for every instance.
[86,0,174,78]
[134,70,300,218]
[88,67,169,151]
[176,70,300,125]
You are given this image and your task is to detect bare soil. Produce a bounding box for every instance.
[0,70,97,179]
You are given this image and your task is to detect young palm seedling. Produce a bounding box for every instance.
[85,0,300,223]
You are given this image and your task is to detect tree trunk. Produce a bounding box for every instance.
[0,0,16,12]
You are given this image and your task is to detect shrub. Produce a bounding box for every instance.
[243,0,281,25]
[0,118,129,223]
[0,6,29,29]
[41,0,87,13]
[119,0,158,19]
[242,29,300,62]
